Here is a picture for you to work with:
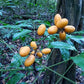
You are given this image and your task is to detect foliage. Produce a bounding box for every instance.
[0,0,84,84]
[71,53,84,71]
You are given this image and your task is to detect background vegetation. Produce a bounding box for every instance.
[0,0,84,84]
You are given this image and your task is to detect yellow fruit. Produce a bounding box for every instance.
[31,50,35,55]
[64,25,75,33]
[36,52,42,58]
[56,18,68,28]
[37,24,46,36]
[30,41,37,50]
[48,25,58,34]
[24,55,35,67]
[54,14,61,25]
[59,31,66,40]
[19,46,30,57]
[42,48,51,54]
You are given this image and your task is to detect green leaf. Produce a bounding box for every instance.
[44,21,51,26]
[73,31,84,35]
[33,20,42,23]
[81,72,84,76]
[60,49,70,60]
[7,73,25,84]
[48,41,77,50]
[71,53,84,71]
[11,54,27,67]
[13,29,31,41]
[5,71,17,80]
[68,35,84,44]
[66,38,74,45]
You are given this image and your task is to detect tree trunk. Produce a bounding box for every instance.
[78,0,84,30]
[43,0,84,84]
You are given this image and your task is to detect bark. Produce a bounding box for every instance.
[78,0,84,31]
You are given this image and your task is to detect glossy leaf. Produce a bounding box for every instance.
[71,53,84,71]
[68,35,84,44]
[48,41,77,51]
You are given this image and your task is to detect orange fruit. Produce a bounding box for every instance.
[30,41,37,50]
[24,55,35,67]
[54,14,61,25]
[19,46,30,57]
[30,50,35,55]
[48,25,58,34]
[59,31,66,40]
[42,48,51,54]
[56,18,68,28]
[64,25,75,33]
[37,24,46,36]
[36,52,42,58]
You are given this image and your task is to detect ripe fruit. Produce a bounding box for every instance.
[48,25,58,34]
[19,46,30,57]
[64,25,75,33]
[31,50,35,55]
[59,31,66,40]
[42,48,51,54]
[36,52,42,58]
[54,14,61,25]
[37,24,46,36]
[56,18,68,28]
[30,41,37,50]
[24,55,35,67]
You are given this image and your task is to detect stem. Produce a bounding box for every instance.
[48,58,71,68]
[35,61,76,84]
[55,62,74,84]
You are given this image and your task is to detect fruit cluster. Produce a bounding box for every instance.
[54,14,75,40]
[19,41,51,67]
[19,13,75,67]
[37,14,75,40]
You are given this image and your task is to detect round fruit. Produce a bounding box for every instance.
[37,24,46,36]
[24,55,35,67]
[42,48,51,54]
[30,50,35,55]
[59,31,66,40]
[48,25,58,34]
[19,46,30,57]
[36,52,42,58]
[54,14,61,25]
[64,25,75,33]
[56,18,68,28]
[30,41,37,50]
